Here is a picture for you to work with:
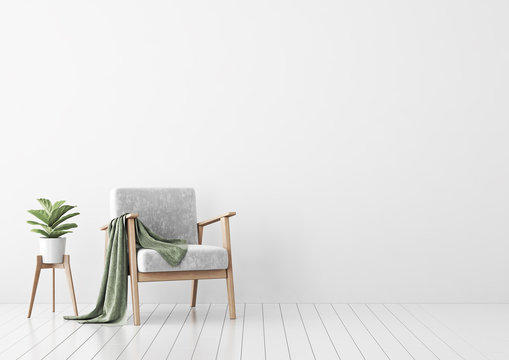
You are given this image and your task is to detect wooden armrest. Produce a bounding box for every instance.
[198,212,236,227]
[99,213,139,231]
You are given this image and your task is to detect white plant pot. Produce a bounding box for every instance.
[39,237,66,264]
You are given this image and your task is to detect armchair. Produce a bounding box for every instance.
[100,188,236,326]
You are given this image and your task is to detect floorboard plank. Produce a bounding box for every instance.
[315,304,365,360]
[299,304,339,359]
[66,306,136,360]
[0,304,73,356]
[0,304,24,320]
[262,304,290,360]
[423,304,508,360]
[368,304,437,360]
[0,304,27,332]
[350,304,413,360]
[279,304,315,360]
[191,304,227,360]
[0,304,25,331]
[241,304,266,360]
[142,304,191,360]
[216,304,245,360]
[386,304,464,360]
[43,321,102,360]
[17,304,94,359]
[0,304,51,339]
[93,304,158,359]
[404,304,489,360]
[42,303,136,360]
[116,304,176,360]
[166,304,210,360]
[333,304,389,360]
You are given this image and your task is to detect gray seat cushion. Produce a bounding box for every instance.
[137,245,228,272]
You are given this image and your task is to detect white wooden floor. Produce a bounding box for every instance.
[0,303,507,360]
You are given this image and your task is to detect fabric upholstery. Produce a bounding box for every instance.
[137,245,228,272]
[110,188,198,245]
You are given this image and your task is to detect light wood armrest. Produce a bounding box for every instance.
[198,212,236,227]
[100,213,139,231]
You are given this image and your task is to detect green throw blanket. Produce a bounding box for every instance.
[64,214,187,324]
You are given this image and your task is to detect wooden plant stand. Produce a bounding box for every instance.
[27,255,78,318]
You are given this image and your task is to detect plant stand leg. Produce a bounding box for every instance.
[52,268,55,312]
[28,256,42,318]
[64,255,78,316]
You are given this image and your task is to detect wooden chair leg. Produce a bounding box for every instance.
[28,256,42,318]
[127,218,141,326]
[192,224,202,308]
[191,280,198,307]
[226,269,236,319]
[63,255,78,316]
[130,275,141,325]
[221,217,236,319]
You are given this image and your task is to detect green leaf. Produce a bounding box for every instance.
[53,223,77,232]
[51,200,66,212]
[27,220,52,234]
[51,212,79,228]
[31,228,49,237]
[48,205,76,227]
[27,220,46,226]
[37,198,53,214]
[47,230,72,238]
[28,209,49,224]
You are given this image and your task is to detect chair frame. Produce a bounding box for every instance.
[100,212,236,326]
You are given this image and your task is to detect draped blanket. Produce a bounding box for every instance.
[64,214,187,324]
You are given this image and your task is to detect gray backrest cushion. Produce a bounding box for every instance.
[110,188,198,244]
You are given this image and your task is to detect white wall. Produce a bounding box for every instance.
[1,0,508,304]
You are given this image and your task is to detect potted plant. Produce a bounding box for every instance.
[27,199,80,263]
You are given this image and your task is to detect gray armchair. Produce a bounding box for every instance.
[100,188,236,325]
